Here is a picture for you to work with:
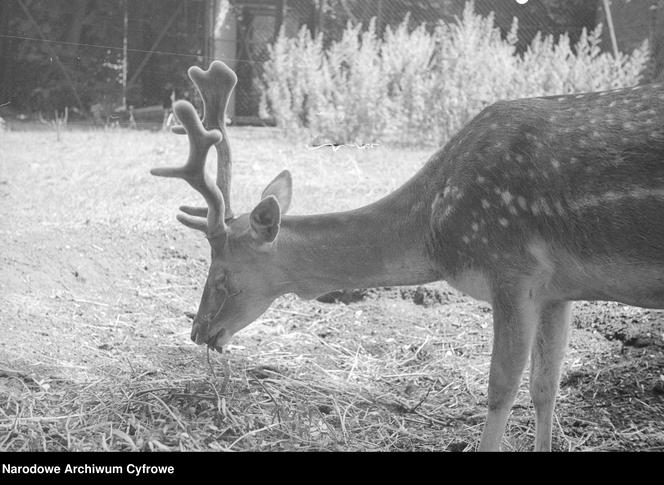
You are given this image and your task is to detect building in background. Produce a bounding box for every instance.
[209,1,319,121]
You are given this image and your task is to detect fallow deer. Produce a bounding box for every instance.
[152,61,664,451]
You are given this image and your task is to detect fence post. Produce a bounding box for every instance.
[601,0,619,57]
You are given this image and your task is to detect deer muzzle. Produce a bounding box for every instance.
[190,319,209,345]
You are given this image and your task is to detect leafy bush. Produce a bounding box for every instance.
[261,3,650,146]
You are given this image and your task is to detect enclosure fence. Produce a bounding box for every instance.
[0,0,661,125]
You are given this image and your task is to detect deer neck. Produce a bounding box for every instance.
[275,183,440,299]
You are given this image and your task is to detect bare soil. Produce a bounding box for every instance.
[0,128,662,451]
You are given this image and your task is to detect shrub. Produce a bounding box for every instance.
[260,2,650,146]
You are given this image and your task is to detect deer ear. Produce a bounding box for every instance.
[261,170,292,214]
[250,195,281,243]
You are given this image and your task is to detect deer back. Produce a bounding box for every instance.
[428,83,664,278]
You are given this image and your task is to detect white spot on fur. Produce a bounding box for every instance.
[481,199,490,209]
[554,201,564,215]
[517,196,528,210]
[499,218,509,227]
[500,190,513,205]
[551,159,560,170]
[531,203,540,215]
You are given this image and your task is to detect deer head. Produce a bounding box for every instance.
[152,61,294,350]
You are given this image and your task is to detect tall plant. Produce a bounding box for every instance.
[261,3,650,146]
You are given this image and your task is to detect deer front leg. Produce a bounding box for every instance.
[529,300,571,452]
[479,284,539,451]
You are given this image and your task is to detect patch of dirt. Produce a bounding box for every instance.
[398,286,457,307]
[317,285,461,307]
[317,288,372,304]
[573,301,664,351]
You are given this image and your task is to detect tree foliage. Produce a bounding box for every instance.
[1,0,209,115]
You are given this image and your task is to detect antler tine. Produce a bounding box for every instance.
[151,100,226,237]
[188,61,238,219]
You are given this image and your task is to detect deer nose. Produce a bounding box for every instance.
[190,319,209,345]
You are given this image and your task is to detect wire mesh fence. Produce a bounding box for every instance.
[0,0,662,126]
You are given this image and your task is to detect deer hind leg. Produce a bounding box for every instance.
[529,300,571,452]
[479,283,539,451]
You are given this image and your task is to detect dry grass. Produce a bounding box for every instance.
[0,127,662,452]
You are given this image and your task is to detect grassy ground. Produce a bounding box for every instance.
[0,127,662,451]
